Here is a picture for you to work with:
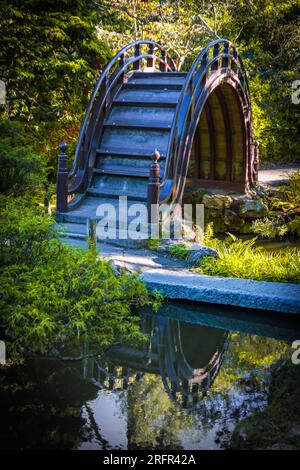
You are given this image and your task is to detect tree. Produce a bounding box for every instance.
[0,0,111,123]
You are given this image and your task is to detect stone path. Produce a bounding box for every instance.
[61,237,300,314]
[62,237,187,272]
[259,164,300,185]
[59,162,300,315]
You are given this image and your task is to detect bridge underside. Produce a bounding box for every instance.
[187,83,246,193]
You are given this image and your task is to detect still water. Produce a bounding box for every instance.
[1,301,300,450]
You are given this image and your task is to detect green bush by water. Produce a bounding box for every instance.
[0,197,160,361]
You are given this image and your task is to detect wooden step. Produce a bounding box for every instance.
[132,71,187,78]
[109,104,176,125]
[92,165,163,178]
[113,98,178,107]
[124,82,183,90]
[128,78,185,86]
[100,128,170,155]
[103,119,172,130]
[86,187,147,201]
[96,146,167,159]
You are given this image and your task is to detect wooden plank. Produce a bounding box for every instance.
[215,87,233,182]
[204,99,216,180]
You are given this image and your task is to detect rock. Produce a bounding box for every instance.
[156,239,186,254]
[187,245,219,267]
[239,199,267,219]
[271,443,298,450]
[204,209,227,233]
[108,259,122,276]
[224,209,245,231]
[190,189,207,204]
[202,194,232,211]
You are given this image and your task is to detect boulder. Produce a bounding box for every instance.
[187,245,219,267]
[239,199,267,219]
[202,194,232,211]
[224,209,245,231]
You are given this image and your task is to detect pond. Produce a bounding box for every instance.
[1,301,300,450]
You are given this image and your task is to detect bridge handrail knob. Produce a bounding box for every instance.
[152,149,160,162]
[59,140,67,154]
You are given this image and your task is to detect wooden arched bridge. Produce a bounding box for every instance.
[56,39,258,239]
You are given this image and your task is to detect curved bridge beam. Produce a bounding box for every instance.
[160,38,255,205]
[56,38,258,235]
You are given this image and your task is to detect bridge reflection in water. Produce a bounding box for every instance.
[83,301,300,410]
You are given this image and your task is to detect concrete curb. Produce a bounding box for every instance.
[141,269,300,314]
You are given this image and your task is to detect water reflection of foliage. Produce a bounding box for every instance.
[0,359,98,450]
[213,333,288,390]
[127,374,196,449]
[125,333,288,449]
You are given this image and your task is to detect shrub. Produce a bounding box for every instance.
[251,171,300,240]
[0,119,46,197]
[0,198,159,361]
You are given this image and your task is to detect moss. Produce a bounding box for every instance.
[231,361,300,449]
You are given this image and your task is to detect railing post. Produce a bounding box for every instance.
[56,140,68,212]
[159,50,167,72]
[147,43,154,68]
[87,218,97,251]
[212,43,219,71]
[201,52,208,88]
[222,41,229,69]
[133,43,141,70]
[147,150,160,226]
[119,53,126,83]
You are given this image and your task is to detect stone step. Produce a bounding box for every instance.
[57,222,149,249]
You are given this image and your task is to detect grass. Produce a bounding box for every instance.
[194,232,300,284]
[168,244,190,260]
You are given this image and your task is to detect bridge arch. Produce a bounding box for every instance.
[56,38,258,234]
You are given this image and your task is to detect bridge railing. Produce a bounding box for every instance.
[159,38,252,205]
[57,40,176,211]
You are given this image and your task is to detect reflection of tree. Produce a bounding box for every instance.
[126,374,196,449]
[0,327,288,450]
[213,333,288,392]
[0,359,99,450]
[125,332,288,450]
